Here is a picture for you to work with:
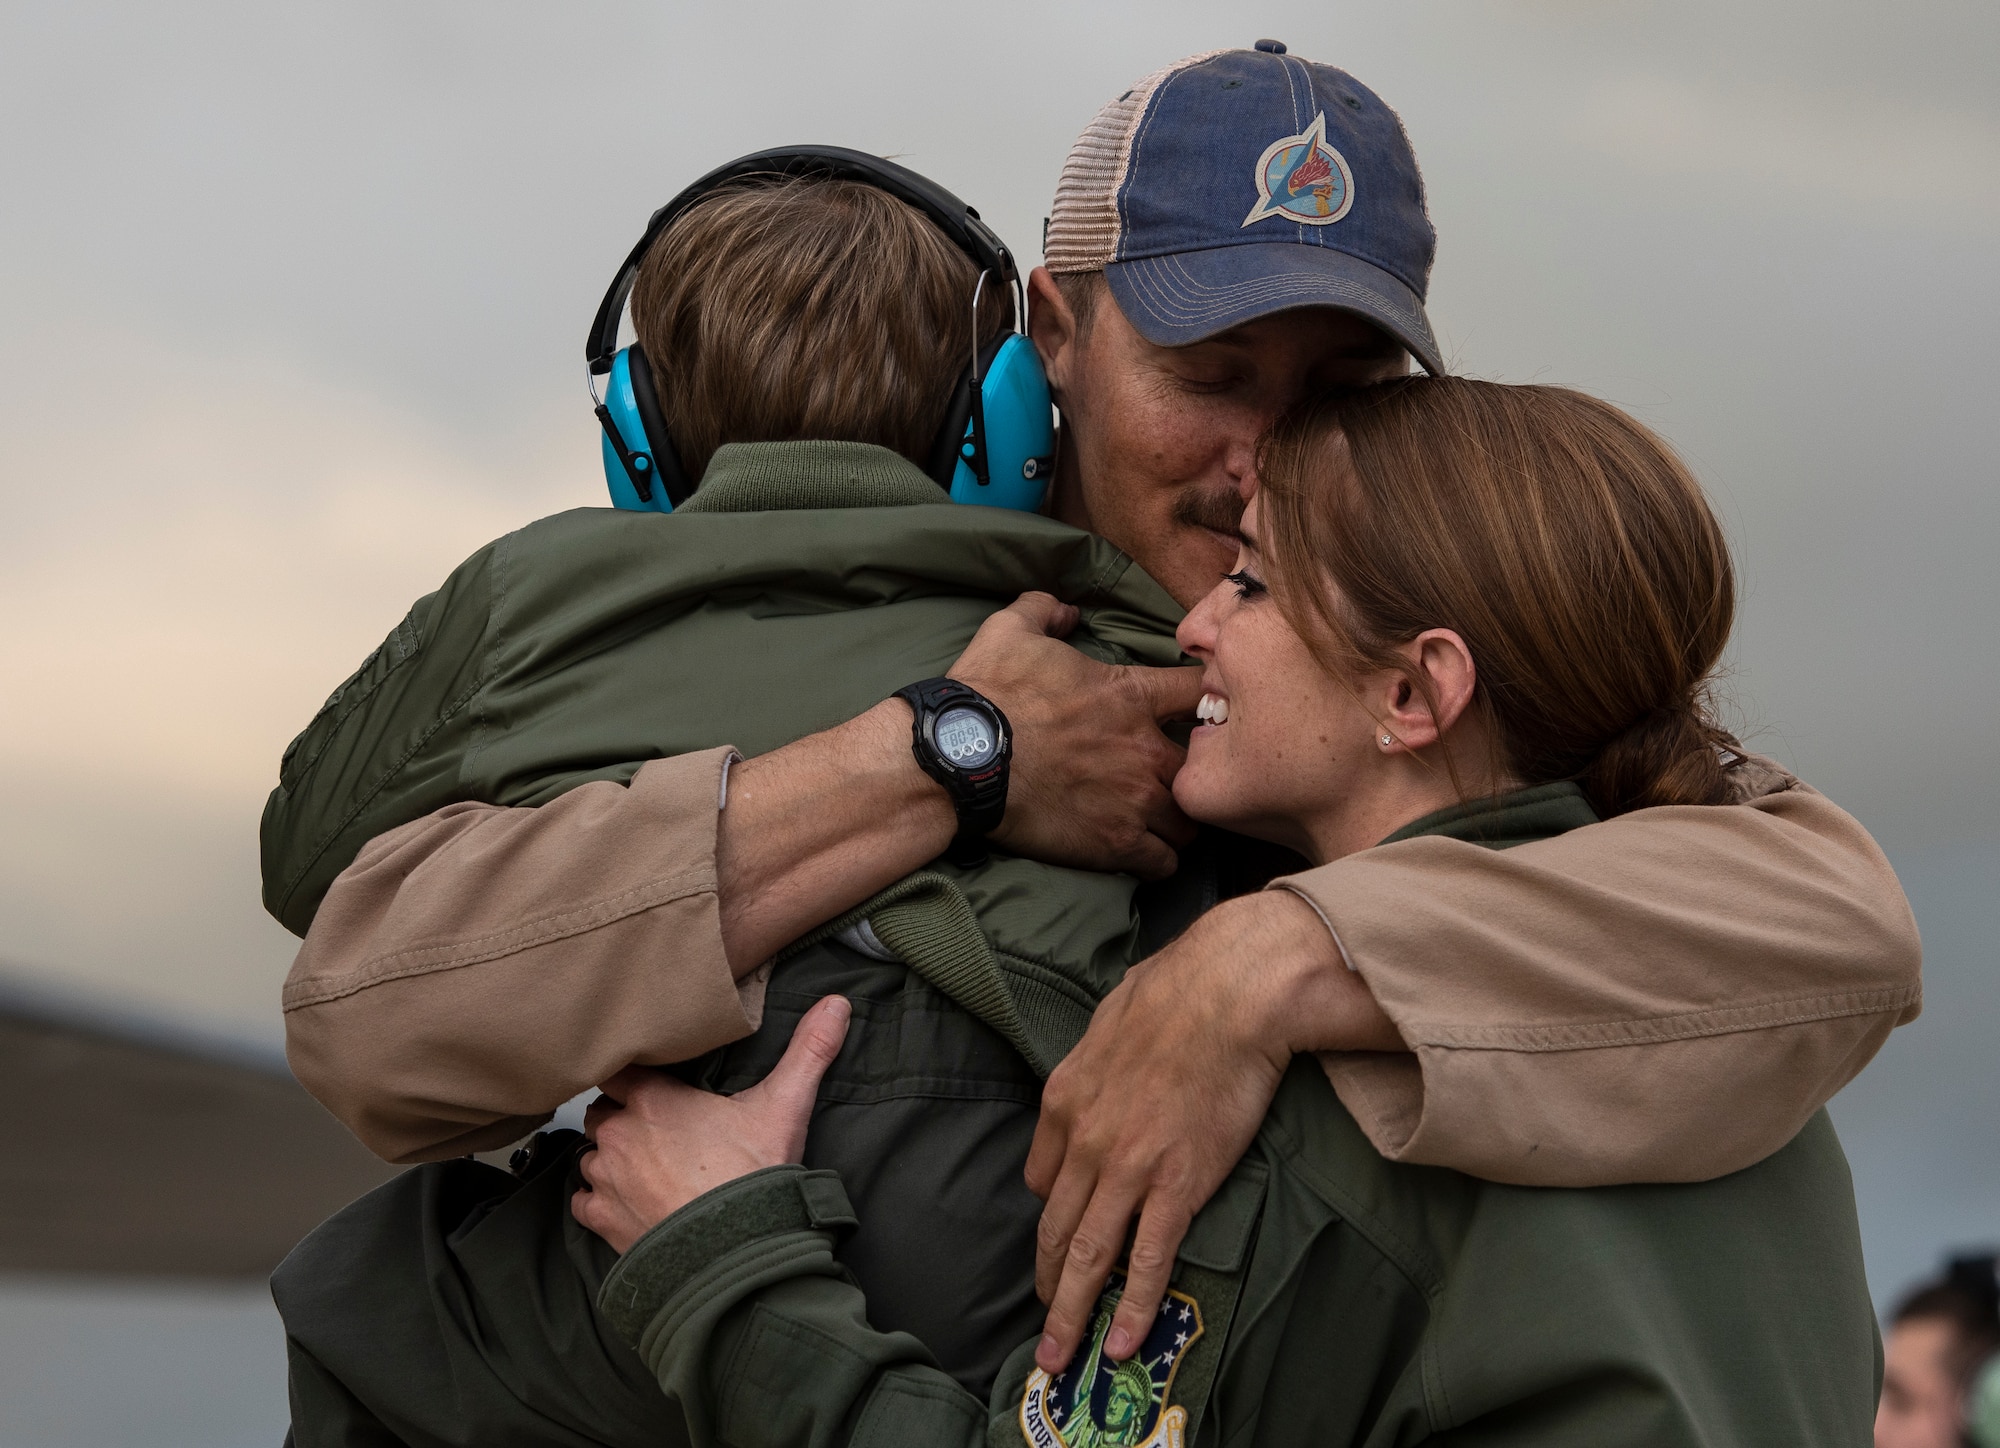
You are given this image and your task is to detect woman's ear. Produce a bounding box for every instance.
[1378,629,1477,752]
[1026,266,1078,406]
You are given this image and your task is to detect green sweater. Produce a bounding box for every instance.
[594,785,1880,1448]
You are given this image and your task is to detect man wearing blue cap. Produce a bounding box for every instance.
[270,40,1907,1448]
[977,47,1909,1372]
[1032,40,1447,612]
[539,44,1884,1447]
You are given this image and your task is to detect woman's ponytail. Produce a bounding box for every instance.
[1578,704,1738,815]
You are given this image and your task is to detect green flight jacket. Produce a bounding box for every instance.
[593,785,1882,1448]
[261,439,1184,965]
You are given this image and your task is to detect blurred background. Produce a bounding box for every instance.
[1,1,1994,1442]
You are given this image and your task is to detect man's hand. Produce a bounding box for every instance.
[571,995,851,1253]
[953,592,1201,881]
[1023,892,1403,1373]
[715,590,1198,969]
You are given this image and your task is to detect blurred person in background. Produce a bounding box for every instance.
[1878,1253,2000,1448]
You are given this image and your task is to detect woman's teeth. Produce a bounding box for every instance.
[1196,693,1230,725]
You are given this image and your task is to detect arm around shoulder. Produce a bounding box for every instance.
[285,747,762,1163]
[286,686,973,1164]
[1280,760,1922,1185]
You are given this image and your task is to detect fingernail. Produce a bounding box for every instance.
[1107,1327,1133,1359]
[1038,1334,1063,1370]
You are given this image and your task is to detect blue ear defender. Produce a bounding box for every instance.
[948,331,1055,510]
[588,146,1054,516]
[595,345,689,513]
[926,267,1053,511]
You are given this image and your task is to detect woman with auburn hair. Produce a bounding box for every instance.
[569,379,1879,1448]
[1178,375,1740,862]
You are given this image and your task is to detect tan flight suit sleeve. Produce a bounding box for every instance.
[1276,756,1923,1186]
[282,747,766,1164]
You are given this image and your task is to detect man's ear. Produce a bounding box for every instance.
[1379,629,1477,751]
[1027,266,1079,407]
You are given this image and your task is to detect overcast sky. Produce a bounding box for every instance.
[1,0,1994,1322]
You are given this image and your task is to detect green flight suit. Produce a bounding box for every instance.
[592,785,1883,1448]
[268,441,1277,1446]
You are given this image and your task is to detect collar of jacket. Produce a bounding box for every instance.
[1380,780,1600,851]
[677,441,948,514]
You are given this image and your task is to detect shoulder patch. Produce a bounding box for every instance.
[1242,111,1355,228]
[1019,1273,1203,1448]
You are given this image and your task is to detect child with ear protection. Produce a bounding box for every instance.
[588,147,1057,517]
[265,148,1230,1447]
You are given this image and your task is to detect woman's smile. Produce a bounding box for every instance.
[1170,491,1501,864]
[1171,498,1381,861]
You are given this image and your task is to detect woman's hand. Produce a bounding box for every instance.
[571,995,852,1254]
[1024,891,1403,1373]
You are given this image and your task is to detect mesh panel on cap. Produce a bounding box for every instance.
[1044,51,1226,274]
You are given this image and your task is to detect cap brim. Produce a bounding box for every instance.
[1104,243,1445,375]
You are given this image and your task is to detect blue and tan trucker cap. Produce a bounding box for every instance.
[1044,41,1443,374]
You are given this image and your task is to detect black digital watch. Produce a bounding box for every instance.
[892,677,1012,867]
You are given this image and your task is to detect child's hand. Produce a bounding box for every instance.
[570,995,851,1253]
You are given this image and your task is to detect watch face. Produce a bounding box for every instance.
[934,704,999,770]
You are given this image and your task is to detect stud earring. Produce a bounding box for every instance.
[1380,734,1394,747]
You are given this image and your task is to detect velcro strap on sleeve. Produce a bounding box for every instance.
[598,1165,856,1341]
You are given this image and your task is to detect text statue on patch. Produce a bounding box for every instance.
[1019,1273,1204,1448]
[1242,112,1355,228]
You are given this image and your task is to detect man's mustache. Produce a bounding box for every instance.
[1171,487,1246,540]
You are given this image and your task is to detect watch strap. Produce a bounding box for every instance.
[893,677,1010,862]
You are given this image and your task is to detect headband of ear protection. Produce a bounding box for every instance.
[586,145,1055,514]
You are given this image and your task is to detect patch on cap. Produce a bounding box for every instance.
[1043,45,1443,370]
[1242,112,1354,228]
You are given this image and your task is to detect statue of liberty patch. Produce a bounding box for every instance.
[1019,1273,1204,1448]
[1242,111,1355,227]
